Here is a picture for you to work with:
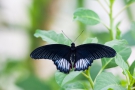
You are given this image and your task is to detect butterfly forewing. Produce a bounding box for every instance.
[30,43,116,73]
[74,43,116,71]
[30,44,71,73]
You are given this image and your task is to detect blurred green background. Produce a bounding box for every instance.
[0,0,135,90]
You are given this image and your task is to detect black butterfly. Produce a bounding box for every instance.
[30,43,116,73]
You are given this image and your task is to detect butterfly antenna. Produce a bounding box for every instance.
[62,30,73,43]
[73,30,84,42]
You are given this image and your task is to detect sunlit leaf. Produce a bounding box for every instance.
[82,37,98,44]
[94,72,126,90]
[73,8,100,25]
[55,71,81,87]
[34,30,71,46]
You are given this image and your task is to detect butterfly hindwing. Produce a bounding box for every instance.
[30,43,116,73]
[30,44,71,73]
[74,43,116,71]
[74,58,91,71]
[74,50,93,71]
[54,58,71,73]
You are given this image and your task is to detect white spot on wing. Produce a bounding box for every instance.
[75,59,91,71]
[54,58,70,73]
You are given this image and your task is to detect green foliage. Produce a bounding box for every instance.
[115,53,129,70]
[116,22,121,39]
[33,0,135,90]
[55,71,81,87]
[82,37,98,44]
[16,75,51,90]
[102,39,131,68]
[62,81,87,90]
[73,8,100,25]
[129,61,135,75]
[55,71,90,90]
[34,30,71,45]
[94,72,126,90]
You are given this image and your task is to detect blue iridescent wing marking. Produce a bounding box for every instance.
[75,43,116,71]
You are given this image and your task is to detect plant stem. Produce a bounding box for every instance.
[109,0,114,40]
[86,67,94,88]
[94,58,113,83]
[98,0,114,40]
[125,73,130,90]
[82,67,94,89]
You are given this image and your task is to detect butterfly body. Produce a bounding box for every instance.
[70,43,76,63]
[30,43,116,73]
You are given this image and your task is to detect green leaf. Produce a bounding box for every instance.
[104,39,127,47]
[115,53,129,70]
[129,60,135,75]
[73,8,100,25]
[94,72,126,90]
[101,58,114,69]
[82,37,98,44]
[34,30,71,45]
[55,71,81,87]
[102,39,131,68]
[55,71,67,86]
[63,81,86,90]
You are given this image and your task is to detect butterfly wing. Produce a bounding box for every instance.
[74,43,116,71]
[30,44,71,73]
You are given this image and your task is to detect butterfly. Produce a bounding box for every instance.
[30,43,116,73]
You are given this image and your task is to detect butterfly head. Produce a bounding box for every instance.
[71,43,75,46]
[71,43,75,51]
